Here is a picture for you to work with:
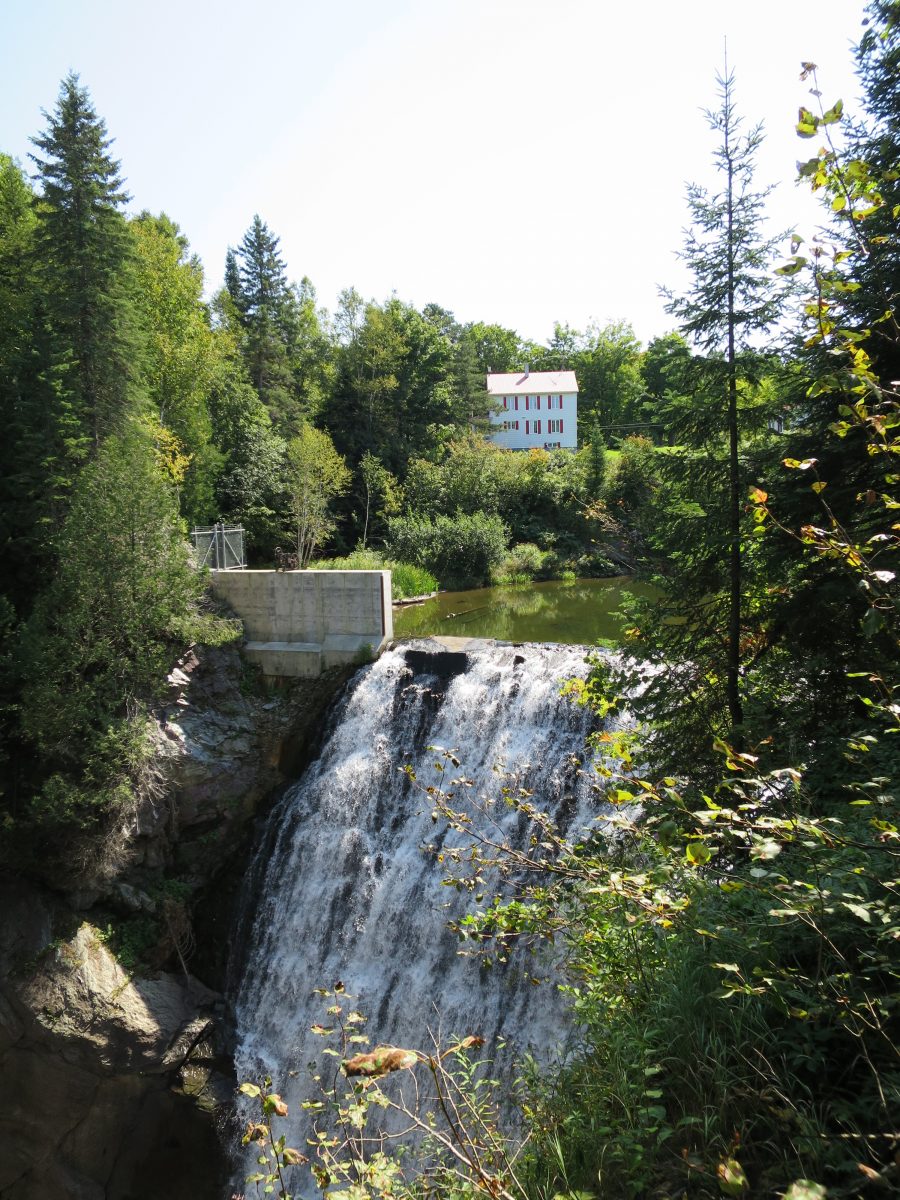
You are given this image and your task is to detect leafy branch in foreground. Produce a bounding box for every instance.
[410,716,899,1197]
[239,985,528,1200]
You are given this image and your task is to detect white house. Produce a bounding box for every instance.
[486,370,578,451]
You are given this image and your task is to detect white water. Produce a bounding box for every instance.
[232,641,614,1143]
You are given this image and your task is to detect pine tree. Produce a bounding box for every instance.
[30,72,139,456]
[227,215,297,429]
[659,67,784,742]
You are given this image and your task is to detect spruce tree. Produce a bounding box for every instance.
[30,73,139,457]
[660,67,783,741]
[227,215,298,429]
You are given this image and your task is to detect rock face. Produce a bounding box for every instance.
[0,887,227,1199]
[0,641,353,1200]
[125,642,352,899]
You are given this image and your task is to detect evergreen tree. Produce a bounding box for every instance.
[845,0,900,380]
[227,215,298,430]
[15,420,233,847]
[657,67,784,742]
[30,72,139,457]
[0,156,45,611]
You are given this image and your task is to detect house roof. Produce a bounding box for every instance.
[486,370,578,395]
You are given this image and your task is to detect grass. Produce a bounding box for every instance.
[308,548,438,601]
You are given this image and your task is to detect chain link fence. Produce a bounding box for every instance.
[190,523,246,570]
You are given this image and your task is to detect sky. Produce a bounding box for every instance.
[1,0,869,347]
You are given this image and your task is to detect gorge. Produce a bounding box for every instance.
[0,636,612,1200]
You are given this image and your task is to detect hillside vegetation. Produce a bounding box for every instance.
[1,4,898,1196]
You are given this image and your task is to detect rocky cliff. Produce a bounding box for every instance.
[0,642,352,1200]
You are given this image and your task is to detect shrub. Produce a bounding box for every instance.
[386,511,508,590]
[389,562,438,599]
[309,549,438,601]
[602,435,658,514]
[490,542,545,585]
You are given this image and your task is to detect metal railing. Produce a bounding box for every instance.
[190,523,246,570]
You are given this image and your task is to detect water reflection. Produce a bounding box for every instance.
[393,577,657,646]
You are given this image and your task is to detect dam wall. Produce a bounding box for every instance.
[210,569,392,677]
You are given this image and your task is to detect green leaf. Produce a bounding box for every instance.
[239,1082,261,1098]
[821,98,843,124]
[686,841,712,866]
[796,108,819,138]
[842,901,872,923]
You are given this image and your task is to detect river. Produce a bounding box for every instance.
[392,576,657,645]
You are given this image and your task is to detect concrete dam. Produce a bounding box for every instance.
[210,569,393,677]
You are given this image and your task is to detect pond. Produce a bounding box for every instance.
[392,577,657,646]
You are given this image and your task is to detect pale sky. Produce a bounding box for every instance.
[2,0,867,346]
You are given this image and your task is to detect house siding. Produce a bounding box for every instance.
[487,386,578,450]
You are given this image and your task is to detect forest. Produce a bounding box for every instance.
[0,0,898,1196]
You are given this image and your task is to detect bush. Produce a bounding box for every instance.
[309,549,438,601]
[602,435,658,514]
[490,542,545,585]
[389,562,438,599]
[386,511,508,590]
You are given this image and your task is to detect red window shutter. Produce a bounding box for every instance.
[526,420,530,435]
[560,419,564,434]
[515,397,519,411]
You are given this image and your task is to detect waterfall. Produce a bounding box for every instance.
[231,640,613,1155]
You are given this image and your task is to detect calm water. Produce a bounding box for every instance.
[392,577,656,646]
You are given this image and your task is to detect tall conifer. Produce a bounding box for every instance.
[662,68,783,741]
[30,72,139,460]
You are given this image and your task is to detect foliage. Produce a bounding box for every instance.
[30,71,140,454]
[239,986,525,1200]
[490,543,545,585]
[131,211,224,525]
[308,548,437,601]
[414,704,899,1198]
[284,425,351,566]
[403,437,588,556]
[358,451,401,549]
[601,435,659,516]
[386,511,509,591]
[14,421,237,838]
